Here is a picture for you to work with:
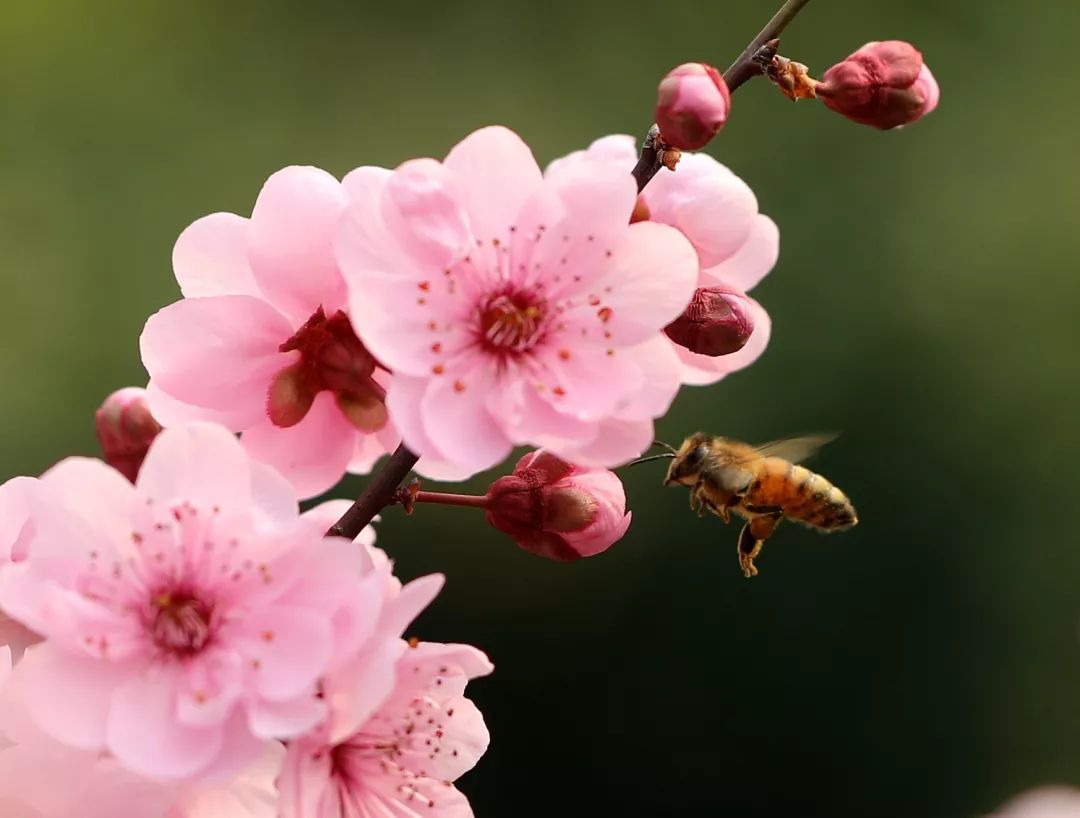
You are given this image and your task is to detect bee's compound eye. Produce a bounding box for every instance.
[685,445,707,468]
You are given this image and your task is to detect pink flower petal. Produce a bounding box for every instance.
[235,607,332,701]
[246,694,326,740]
[405,696,489,780]
[0,476,35,562]
[611,334,682,420]
[325,637,405,743]
[532,344,643,420]
[277,737,334,818]
[419,357,513,475]
[642,152,757,269]
[107,670,226,778]
[382,157,473,273]
[564,220,698,346]
[378,574,445,638]
[701,214,779,293]
[249,462,300,527]
[247,166,348,323]
[144,381,256,430]
[173,212,260,299]
[137,422,253,512]
[385,375,442,460]
[140,295,294,428]
[673,296,771,386]
[13,643,128,750]
[557,418,654,467]
[241,391,355,500]
[362,769,476,818]
[544,134,636,179]
[341,165,392,203]
[348,422,399,476]
[443,126,543,242]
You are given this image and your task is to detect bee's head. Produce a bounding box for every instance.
[663,433,711,487]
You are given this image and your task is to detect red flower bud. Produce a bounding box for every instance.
[817,40,939,129]
[664,287,755,357]
[655,62,731,150]
[94,387,163,482]
[484,451,631,562]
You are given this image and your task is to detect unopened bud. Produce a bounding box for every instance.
[94,387,163,482]
[664,287,755,357]
[655,62,731,150]
[817,40,939,129]
[484,451,631,561]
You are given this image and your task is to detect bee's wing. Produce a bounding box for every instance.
[743,433,839,464]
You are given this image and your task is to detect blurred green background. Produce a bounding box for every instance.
[3,0,1079,815]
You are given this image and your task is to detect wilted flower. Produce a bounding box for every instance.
[485,450,631,561]
[817,40,939,129]
[94,387,163,482]
[655,62,731,150]
[141,166,399,498]
[336,126,698,477]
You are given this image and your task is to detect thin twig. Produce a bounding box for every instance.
[326,443,420,539]
[630,0,813,192]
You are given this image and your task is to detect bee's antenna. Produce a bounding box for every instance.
[651,440,678,455]
[624,452,676,468]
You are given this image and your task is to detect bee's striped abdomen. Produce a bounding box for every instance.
[747,459,858,531]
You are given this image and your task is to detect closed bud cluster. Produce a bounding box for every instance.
[93,386,163,482]
[484,450,631,561]
[664,287,756,357]
[655,62,731,150]
[817,40,939,129]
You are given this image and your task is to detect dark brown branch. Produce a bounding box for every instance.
[630,0,813,192]
[326,443,420,539]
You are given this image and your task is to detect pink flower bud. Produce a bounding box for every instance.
[94,387,163,482]
[484,451,631,561]
[664,287,755,357]
[655,62,731,150]
[817,40,939,129]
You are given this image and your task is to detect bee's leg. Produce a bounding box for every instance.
[736,508,783,578]
[690,479,727,521]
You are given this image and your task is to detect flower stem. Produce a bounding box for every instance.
[326,443,419,539]
[630,0,813,192]
[412,491,489,509]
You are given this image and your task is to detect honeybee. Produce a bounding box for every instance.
[659,433,857,577]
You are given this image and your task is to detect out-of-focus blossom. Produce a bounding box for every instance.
[547,135,777,385]
[336,126,698,478]
[279,640,492,818]
[94,387,163,482]
[0,422,417,781]
[0,479,40,660]
[655,62,731,150]
[140,167,399,499]
[988,787,1080,818]
[485,450,631,561]
[817,40,939,129]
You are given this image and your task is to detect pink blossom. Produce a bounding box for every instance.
[94,386,164,482]
[546,135,777,386]
[0,422,414,781]
[485,450,631,560]
[140,167,399,499]
[336,126,699,477]
[0,478,41,660]
[655,62,731,150]
[989,787,1080,817]
[279,640,492,818]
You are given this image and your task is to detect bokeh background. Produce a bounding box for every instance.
[3,1,1079,815]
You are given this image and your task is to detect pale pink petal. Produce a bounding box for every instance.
[348,422,399,475]
[233,607,332,701]
[173,212,259,299]
[406,642,494,683]
[557,418,654,467]
[246,695,326,740]
[137,422,253,511]
[241,391,356,500]
[701,214,779,293]
[385,375,443,461]
[419,357,513,475]
[378,574,445,638]
[178,741,284,818]
[325,637,405,743]
[140,296,294,427]
[247,166,348,323]
[563,220,697,346]
[544,133,636,179]
[107,670,225,778]
[145,381,256,430]
[495,381,598,453]
[299,501,378,555]
[443,126,543,241]
[0,614,39,663]
[382,157,473,272]
[249,462,300,528]
[0,476,35,562]
[674,296,771,386]
[341,165,392,203]
[12,643,128,750]
[531,344,643,420]
[611,335,683,420]
[363,766,476,818]
[277,738,334,818]
[405,696,489,780]
[643,152,757,269]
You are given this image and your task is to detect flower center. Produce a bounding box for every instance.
[150,590,213,657]
[268,307,389,431]
[478,290,548,354]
